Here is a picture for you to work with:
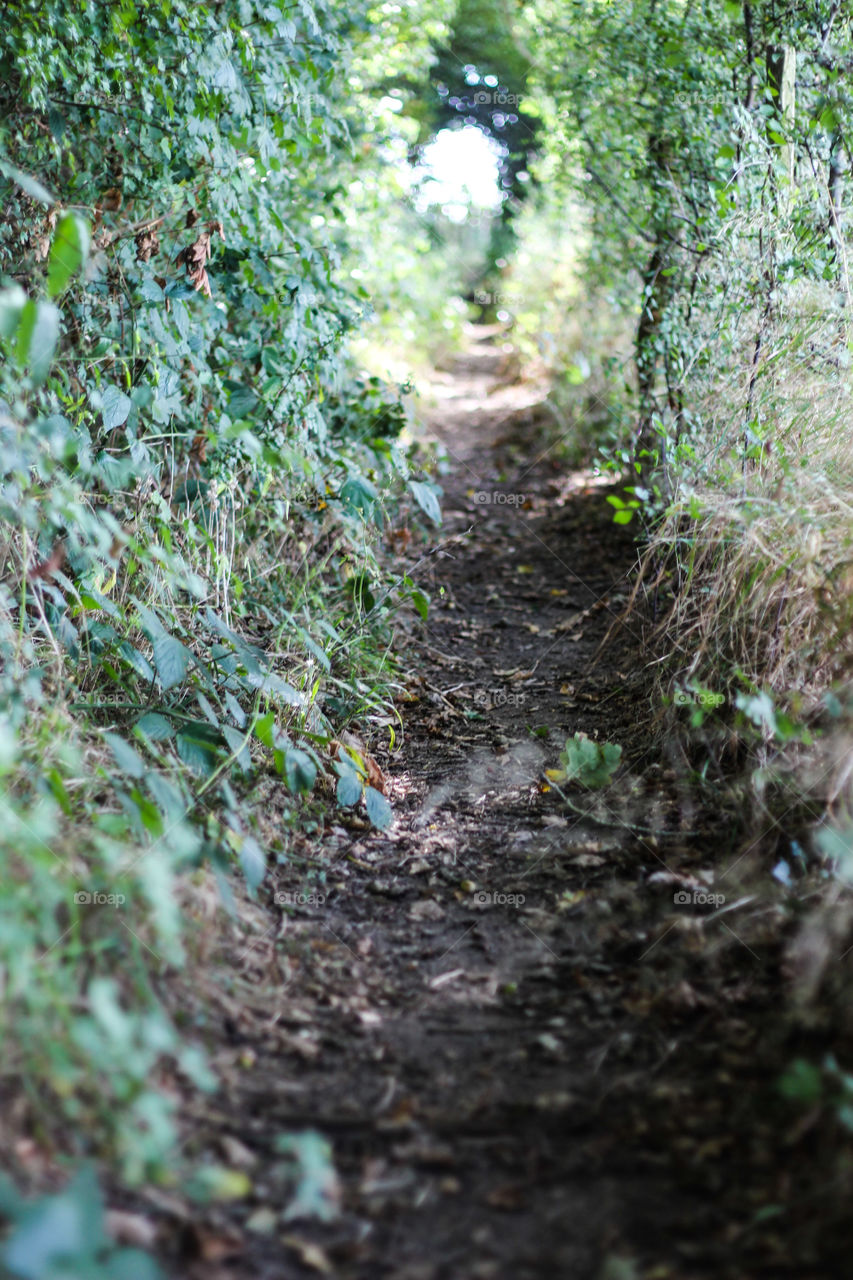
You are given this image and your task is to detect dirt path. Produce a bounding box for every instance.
[146,331,848,1279]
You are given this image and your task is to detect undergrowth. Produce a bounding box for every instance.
[0,0,458,1203]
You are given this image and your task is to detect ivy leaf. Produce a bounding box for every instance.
[365,785,392,830]
[47,212,90,297]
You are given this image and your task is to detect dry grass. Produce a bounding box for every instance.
[641,261,853,695]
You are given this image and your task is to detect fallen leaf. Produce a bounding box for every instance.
[105,1210,158,1250]
[246,1207,277,1234]
[409,898,444,922]
[281,1236,333,1273]
[486,1184,527,1210]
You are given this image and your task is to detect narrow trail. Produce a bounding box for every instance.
[155,331,838,1279]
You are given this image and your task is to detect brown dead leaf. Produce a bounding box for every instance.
[33,210,57,262]
[486,1184,527,1211]
[193,1226,244,1263]
[376,1095,417,1131]
[135,225,160,263]
[99,186,123,213]
[334,731,386,794]
[387,525,412,553]
[176,220,226,298]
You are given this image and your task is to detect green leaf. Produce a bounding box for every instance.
[278,1131,339,1223]
[0,284,26,339]
[2,1166,106,1279]
[152,635,191,691]
[101,384,133,431]
[340,474,378,518]
[409,588,429,621]
[48,106,66,141]
[176,730,218,775]
[336,771,362,808]
[135,712,175,741]
[225,380,260,419]
[778,1059,823,1104]
[365,785,392,829]
[223,690,247,728]
[558,733,622,788]
[0,155,56,206]
[409,479,442,526]
[298,629,331,672]
[104,732,146,779]
[222,723,252,770]
[239,835,266,890]
[284,747,317,795]
[243,670,302,705]
[15,299,59,383]
[140,278,164,303]
[119,643,155,682]
[253,711,276,749]
[47,212,90,297]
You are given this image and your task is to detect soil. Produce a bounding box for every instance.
[130,331,853,1279]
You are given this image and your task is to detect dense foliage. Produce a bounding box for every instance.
[498,0,852,728]
[0,0,455,1187]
